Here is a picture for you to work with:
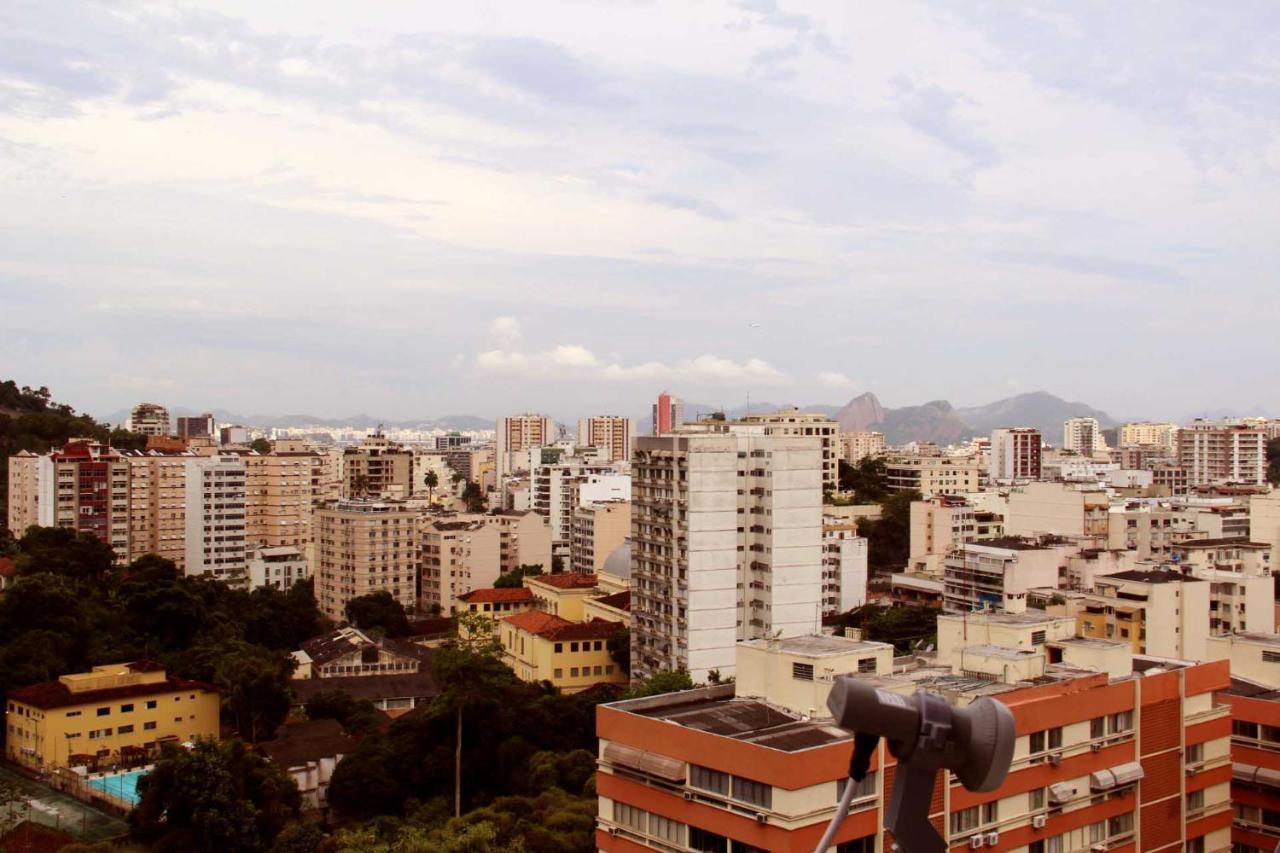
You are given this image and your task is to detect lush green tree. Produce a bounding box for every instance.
[250,437,273,454]
[268,821,329,853]
[493,564,543,588]
[861,488,920,574]
[461,480,486,513]
[606,626,630,676]
[1267,437,1280,486]
[13,526,117,583]
[423,470,439,504]
[837,457,888,503]
[833,604,938,653]
[351,474,371,498]
[130,739,299,852]
[551,555,565,573]
[345,591,410,637]
[625,670,694,699]
[305,689,382,735]
[327,739,403,821]
[244,579,327,651]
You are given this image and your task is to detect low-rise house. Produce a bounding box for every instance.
[525,572,600,620]
[292,627,432,680]
[289,672,440,717]
[256,718,356,812]
[499,611,625,693]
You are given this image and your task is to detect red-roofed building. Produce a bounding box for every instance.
[454,587,536,635]
[526,572,601,621]
[499,609,625,694]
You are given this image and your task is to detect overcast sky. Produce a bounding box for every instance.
[2,1,1278,422]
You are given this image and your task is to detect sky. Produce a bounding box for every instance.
[1,1,1278,422]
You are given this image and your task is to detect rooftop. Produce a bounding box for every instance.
[592,590,630,612]
[740,634,891,658]
[257,718,358,769]
[527,572,599,590]
[960,644,1039,660]
[1101,569,1195,584]
[457,587,534,604]
[503,611,621,641]
[9,666,217,711]
[1176,537,1269,549]
[289,671,440,706]
[1228,631,1280,647]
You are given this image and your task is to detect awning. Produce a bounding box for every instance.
[1091,761,1145,791]
[1090,769,1116,791]
[603,742,688,783]
[1234,762,1280,789]
[1048,782,1076,804]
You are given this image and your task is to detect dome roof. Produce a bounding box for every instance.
[600,539,631,579]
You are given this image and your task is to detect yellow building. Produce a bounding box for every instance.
[525,572,600,621]
[5,662,220,772]
[499,611,625,693]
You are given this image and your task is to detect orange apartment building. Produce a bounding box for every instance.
[596,632,1232,853]
[1217,679,1280,852]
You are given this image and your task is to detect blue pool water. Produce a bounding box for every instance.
[86,769,147,805]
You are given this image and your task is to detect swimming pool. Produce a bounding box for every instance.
[85,769,147,806]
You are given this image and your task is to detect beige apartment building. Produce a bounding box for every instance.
[315,500,420,622]
[1062,416,1107,455]
[496,414,555,478]
[125,402,170,436]
[882,453,982,497]
[907,494,1004,575]
[570,500,630,574]
[419,510,553,614]
[1003,481,1110,540]
[576,416,634,464]
[342,434,413,499]
[736,408,840,491]
[244,442,321,549]
[839,430,885,464]
[1119,421,1178,450]
[8,441,132,558]
[125,449,194,569]
[1252,491,1280,568]
[1074,569,1211,659]
[988,427,1041,481]
[1177,421,1267,486]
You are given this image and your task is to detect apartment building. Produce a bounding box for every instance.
[839,430,885,464]
[735,408,840,492]
[16,441,133,557]
[908,495,1004,576]
[244,442,321,549]
[531,456,621,548]
[341,433,413,499]
[247,546,309,591]
[1172,536,1272,578]
[1207,632,1280,689]
[499,611,625,693]
[1217,678,1280,852]
[577,416,634,464]
[1178,421,1268,486]
[1119,422,1178,451]
[419,511,553,614]
[651,392,684,436]
[821,515,867,616]
[1075,569,1211,659]
[882,453,982,497]
[1254,491,1280,569]
[942,537,1077,613]
[1003,481,1110,541]
[595,630,1232,853]
[6,662,219,773]
[630,430,824,682]
[989,428,1042,482]
[183,455,248,585]
[571,500,631,574]
[1062,417,1106,455]
[1105,502,1198,560]
[125,402,170,436]
[314,500,419,623]
[125,449,193,569]
[496,414,556,478]
[176,413,215,439]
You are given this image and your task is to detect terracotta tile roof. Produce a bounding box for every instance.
[592,590,630,612]
[528,572,599,590]
[502,612,621,641]
[9,671,218,710]
[502,610,571,635]
[288,672,440,706]
[457,587,534,604]
[257,718,358,768]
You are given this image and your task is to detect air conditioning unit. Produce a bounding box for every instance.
[1048,753,1062,766]
[986,832,999,846]
[969,836,985,849]
[608,826,622,836]
[1032,815,1047,829]
[682,791,694,801]
[755,812,768,824]
[1090,742,1103,752]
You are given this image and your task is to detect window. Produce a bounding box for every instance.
[96,707,110,717]
[836,839,875,853]
[1234,720,1260,739]
[569,667,579,678]
[690,764,730,796]
[1186,742,1203,763]
[950,806,979,834]
[857,657,876,673]
[1029,787,1045,810]
[614,802,645,832]
[1110,711,1133,733]
[982,801,998,825]
[733,776,772,809]
[593,641,603,651]
[1048,727,1063,749]
[649,813,685,845]
[1089,821,1106,843]
[145,700,157,710]
[1186,838,1205,853]
[554,643,562,653]
[1029,730,1046,753]
[553,668,563,679]
[1031,630,1046,645]
[1108,812,1134,836]
[847,771,877,800]
[792,662,814,681]
[1263,650,1280,663]
[144,721,157,731]
[66,710,81,718]
[1046,837,1063,853]
[1263,725,1280,744]
[1187,789,1204,812]
[117,724,134,734]
[570,642,579,652]
[120,704,133,713]
[689,827,729,853]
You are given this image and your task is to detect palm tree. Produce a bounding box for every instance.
[424,470,439,504]
[350,473,371,498]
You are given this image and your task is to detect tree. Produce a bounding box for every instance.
[424,470,440,504]
[250,437,273,454]
[837,457,888,503]
[493,564,543,589]
[862,488,919,574]
[351,473,372,498]
[211,642,295,742]
[432,646,519,817]
[1268,437,1280,486]
[268,822,328,853]
[834,604,938,653]
[625,670,694,699]
[345,591,410,637]
[551,555,565,573]
[606,626,630,677]
[305,689,382,735]
[461,480,486,513]
[13,526,117,584]
[129,739,300,852]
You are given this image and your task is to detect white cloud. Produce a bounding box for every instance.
[489,316,522,348]
[547,344,599,367]
[816,370,853,388]
[475,343,787,385]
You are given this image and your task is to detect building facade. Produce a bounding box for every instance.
[1063,417,1106,455]
[651,392,684,436]
[183,455,248,585]
[883,454,983,497]
[1177,421,1268,486]
[1119,422,1178,451]
[125,402,170,436]
[496,414,555,478]
[839,431,885,464]
[821,515,867,616]
[342,433,413,499]
[23,441,133,558]
[176,413,215,439]
[314,500,419,622]
[989,428,1043,482]
[735,409,840,492]
[571,500,631,575]
[577,416,634,464]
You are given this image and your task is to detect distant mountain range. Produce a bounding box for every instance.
[98,406,492,432]
[653,391,1117,445]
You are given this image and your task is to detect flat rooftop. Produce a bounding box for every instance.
[938,611,1069,626]
[961,644,1040,659]
[631,693,852,753]
[1048,637,1129,650]
[741,635,890,658]
[1229,631,1280,647]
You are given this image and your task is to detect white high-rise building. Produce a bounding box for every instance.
[1177,421,1267,486]
[184,455,248,585]
[630,428,824,682]
[1062,417,1106,455]
[988,428,1042,481]
[822,515,868,615]
[496,414,555,478]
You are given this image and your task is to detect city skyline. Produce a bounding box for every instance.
[2,2,1279,419]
